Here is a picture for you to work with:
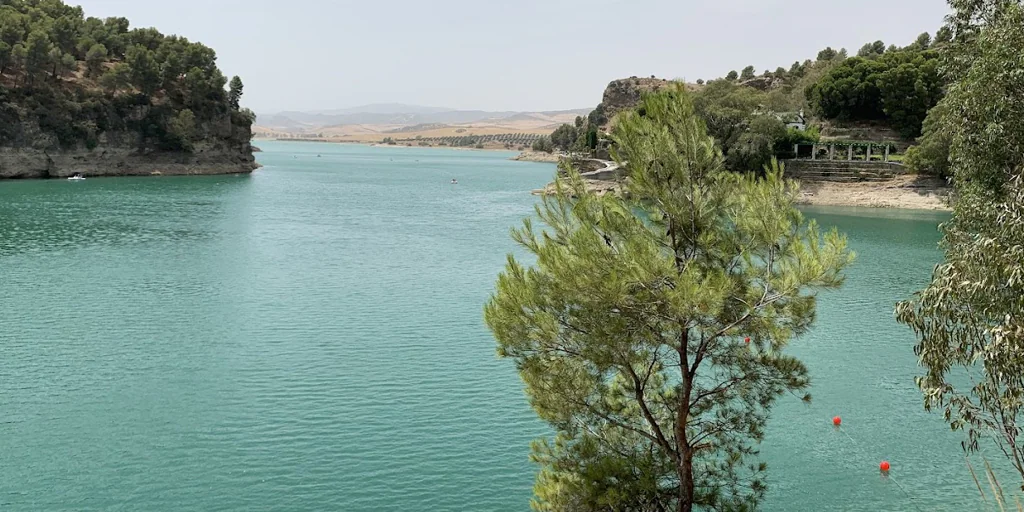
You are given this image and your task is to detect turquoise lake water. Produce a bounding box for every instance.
[0,141,1004,510]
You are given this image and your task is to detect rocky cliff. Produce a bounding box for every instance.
[0,112,256,180]
[0,144,256,180]
[588,77,672,129]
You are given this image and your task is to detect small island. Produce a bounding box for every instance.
[0,0,256,179]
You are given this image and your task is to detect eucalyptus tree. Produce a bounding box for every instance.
[896,0,1024,486]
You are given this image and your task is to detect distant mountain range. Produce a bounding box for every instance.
[256,104,591,132]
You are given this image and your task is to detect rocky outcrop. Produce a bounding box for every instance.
[590,77,672,129]
[739,76,785,91]
[532,179,625,198]
[511,151,562,163]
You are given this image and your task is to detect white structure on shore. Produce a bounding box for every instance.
[777,111,807,131]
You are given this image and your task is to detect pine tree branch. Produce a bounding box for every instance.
[625,363,678,461]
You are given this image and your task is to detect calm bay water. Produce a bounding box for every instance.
[0,141,998,510]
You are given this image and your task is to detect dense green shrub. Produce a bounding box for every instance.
[773,126,821,158]
[903,101,951,177]
[549,124,577,150]
[805,48,943,138]
[532,136,554,153]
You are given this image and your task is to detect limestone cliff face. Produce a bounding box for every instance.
[0,143,257,179]
[0,111,256,180]
[589,77,672,130]
[602,78,671,118]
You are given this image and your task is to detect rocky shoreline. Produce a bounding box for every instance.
[0,144,258,180]
[531,179,623,197]
[511,151,563,163]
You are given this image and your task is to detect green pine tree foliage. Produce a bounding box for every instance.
[485,84,853,512]
[228,75,244,110]
[0,0,250,151]
[896,0,1024,485]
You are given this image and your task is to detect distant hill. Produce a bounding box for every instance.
[312,104,454,116]
[255,106,591,132]
[385,124,449,134]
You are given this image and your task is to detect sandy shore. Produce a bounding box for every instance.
[533,175,952,211]
[796,175,951,211]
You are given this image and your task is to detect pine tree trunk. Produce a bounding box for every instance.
[676,329,695,512]
[678,447,694,512]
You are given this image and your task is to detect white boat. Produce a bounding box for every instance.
[68,174,86,181]
[450,179,458,185]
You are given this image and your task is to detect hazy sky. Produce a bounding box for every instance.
[71,0,951,114]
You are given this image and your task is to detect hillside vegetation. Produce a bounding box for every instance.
[540,30,951,176]
[0,0,253,154]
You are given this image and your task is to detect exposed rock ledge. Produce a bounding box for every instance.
[0,145,258,180]
[532,179,624,197]
[511,151,562,163]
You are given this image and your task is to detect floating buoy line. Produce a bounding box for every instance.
[831,416,924,512]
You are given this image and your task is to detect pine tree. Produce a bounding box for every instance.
[0,41,11,75]
[486,84,852,512]
[228,75,243,110]
[85,43,107,77]
[25,30,53,82]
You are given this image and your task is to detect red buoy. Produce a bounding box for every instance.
[744,337,751,344]
[880,461,890,472]
[832,416,842,426]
